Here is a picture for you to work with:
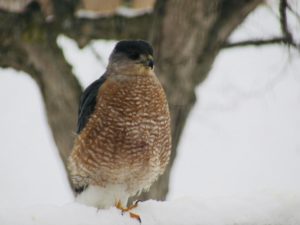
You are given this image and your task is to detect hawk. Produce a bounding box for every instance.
[68,40,171,220]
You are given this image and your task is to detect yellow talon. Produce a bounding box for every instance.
[115,200,124,211]
[115,200,142,223]
[130,212,141,223]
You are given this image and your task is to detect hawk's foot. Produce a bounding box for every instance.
[115,200,142,223]
[129,212,142,223]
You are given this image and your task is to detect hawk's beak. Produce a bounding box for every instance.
[147,59,154,69]
[140,55,154,69]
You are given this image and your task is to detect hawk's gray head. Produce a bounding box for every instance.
[108,40,154,71]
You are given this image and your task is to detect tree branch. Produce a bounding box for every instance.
[0,25,82,191]
[222,0,300,50]
[0,3,153,48]
[286,2,300,23]
[193,0,263,85]
[223,37,298,48]
[63,13,153,48]
[279,0,292,42]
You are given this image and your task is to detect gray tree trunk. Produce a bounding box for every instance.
[137,0,262,200]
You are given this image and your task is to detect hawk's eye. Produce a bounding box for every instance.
[129,52,140,60]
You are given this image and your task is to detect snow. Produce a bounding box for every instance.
[1,194,300,225]
[116,7,153,18]
[75,6,152,19]
[169,45,300,199]
[0,69,73,207]
[1,2,300,224]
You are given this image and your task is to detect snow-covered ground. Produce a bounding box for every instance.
[1,195,300,225]
[1,2,300,224]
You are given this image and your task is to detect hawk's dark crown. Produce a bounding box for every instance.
[114,40,153,60]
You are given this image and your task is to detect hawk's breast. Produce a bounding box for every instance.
[71,73,171,193]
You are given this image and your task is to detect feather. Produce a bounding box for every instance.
[77,74,107,133]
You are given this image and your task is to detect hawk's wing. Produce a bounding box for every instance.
[76,74,107,134]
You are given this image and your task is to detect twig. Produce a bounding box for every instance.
[286,2,300,24]
[89,43,106,68]
[279,0,293,42]
[223,37,297,48]
[223,0,299,50]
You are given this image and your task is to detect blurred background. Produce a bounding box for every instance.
[0,0,300,208]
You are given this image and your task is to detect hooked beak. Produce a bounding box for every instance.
[147,59,154,69]
[139,55,154,69]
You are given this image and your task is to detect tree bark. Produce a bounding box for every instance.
[21,39,82,174]
[0,0,263,200]
[137,0,263,200]
[0,19,82,188]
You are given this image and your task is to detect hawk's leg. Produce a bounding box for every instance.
[115,200,142,223]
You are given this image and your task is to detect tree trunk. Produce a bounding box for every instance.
[21,38,82,181]
[136,0,263,200]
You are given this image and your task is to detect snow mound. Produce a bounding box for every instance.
[1,193,300,225]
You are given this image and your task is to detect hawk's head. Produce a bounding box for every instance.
[108,40,154,72]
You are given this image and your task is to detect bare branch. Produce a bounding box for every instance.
[0,6,153,49]
[193,0,263,84]
[63,13,153,48]
[223,37,297,48]
[0,42,41,81]
[286,2,300,23]
[279,0,293,42]
[0,31,82,191]
[0,0,33,12]
[222,0,300,50]
[89,43,106,68]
